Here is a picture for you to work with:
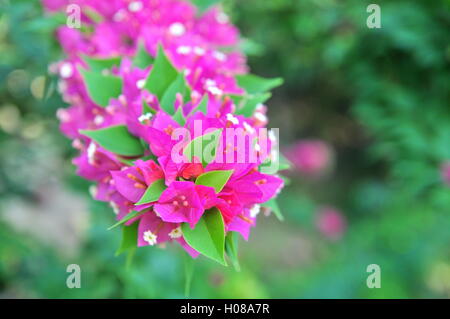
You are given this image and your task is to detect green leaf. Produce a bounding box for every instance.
[133,42,154,69]
[82,56,122,72]
[278,154,293,171]
[79,68,123,107]
[143,45,178,100]
[80,125,144,156]
[135,179,167,205]
[236,74,283,94]
[195,170,233,193]
[84,7,104,23]
[108,210,144,230]
[173,107,186,126]
[181,208,227,265]
[115,222,139,256]
[225,232,241,271]
[160,73,189,115]
[191,0,220,13]
[236,92,271,117]
[142,100,156,116]
[183,129,222,166]
[188,95,208,117]
[263,198,284,222]
[261,152,292,175]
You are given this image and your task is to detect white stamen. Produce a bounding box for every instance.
[226,113,239,125]
[143,230,158,245]
[168,227,183,239]
[59,63,73,79]
[169,22,186,37]
[254,143,261,152]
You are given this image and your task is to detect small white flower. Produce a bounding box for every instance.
[243,122,255,134]
[168,227,183,239]
[250,204,261,218]
[136,79,146,89]
[207,86,223,96]
[213,51,226,62]
[59,63,73,79]
[253,111,268,123]
[226,113,239,125]
[205,79,217,88]
[176,46,191,55]
[216,12,229,24]
[193,46,206,56]
[94,115,104,125]
[128,1,143,12]
[169,22,186,37]
[254,143,261,152]
[138,112,153,123]
[143,230,158,245]
[87,142,97,165]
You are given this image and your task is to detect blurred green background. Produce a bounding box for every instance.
[0,0,449,298]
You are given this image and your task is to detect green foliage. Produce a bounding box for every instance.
[182,208,227,265]
[143,45,179,101]
[80,125,144,157]
[195,170,234,193]
[79,68,123,107]
[135,179,167,205]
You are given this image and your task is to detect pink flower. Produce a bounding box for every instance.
[284,139,333,176]
[316,207,346,241]
[154,181,215,228]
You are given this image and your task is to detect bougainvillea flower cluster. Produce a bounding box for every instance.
[45,0,286,265]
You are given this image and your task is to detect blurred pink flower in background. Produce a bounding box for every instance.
[441,162,450,186]
[284,139,333,177]
[315,206,346,241]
